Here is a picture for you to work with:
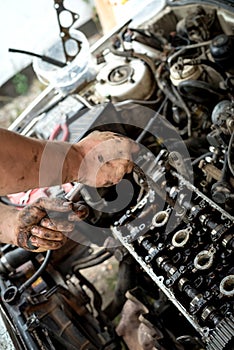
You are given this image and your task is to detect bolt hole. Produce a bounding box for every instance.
[220,275,234,296]
[153,211,169,227]
[197,255,210,267]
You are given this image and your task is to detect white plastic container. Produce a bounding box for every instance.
[33,29,91,91]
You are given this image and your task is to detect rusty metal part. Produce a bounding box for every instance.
[53,0,81,62]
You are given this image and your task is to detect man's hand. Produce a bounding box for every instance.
[2,198,88,252]
[77,131,139,187]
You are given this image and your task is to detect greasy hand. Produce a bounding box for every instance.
[12,197,88,252]
[78,131,139,187]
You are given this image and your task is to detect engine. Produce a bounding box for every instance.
[1,1,234,350]
[112,149,234,350]
[76,4,234,347]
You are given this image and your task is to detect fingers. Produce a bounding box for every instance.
[16,228,65,252]
[126,161,134,173]
[16,198,89,252]
[18,204,47,227]
[29,235,65,251]
[19,197,88,228]
[78,131,139,188]
[18,197,74,228]
[30,216,75,250]
[40,217,74,232]
[31,225,65,241]
[27,205,88,250]
[86,131,138,153]
[29,224,67,252]
[80,131,139,163]
[28,198,89,221]
[68,203,89,221]
[111,133,139,156]
[95,159,133,187]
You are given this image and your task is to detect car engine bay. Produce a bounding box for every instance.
[0,1,233,349]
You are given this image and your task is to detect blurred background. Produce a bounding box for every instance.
[0,0,145,127]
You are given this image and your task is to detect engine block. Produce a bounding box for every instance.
[111,160,234,350]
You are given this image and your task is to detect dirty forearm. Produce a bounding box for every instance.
[0,128,82,196]
[0,203,17,244]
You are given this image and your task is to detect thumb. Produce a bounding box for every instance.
[130,141,140,154]
[68,202,89,222]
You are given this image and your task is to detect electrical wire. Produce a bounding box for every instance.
[9,48,66,68]
[0,196,25,207]
[227,132,234,177]
[114,97,161,107]
[71,248,109,266]
[167,40,212,67]
[171,84,192,137]
[192,152,213,166]
[73,252,113,271]
[135,96,168,143]
[18,250,52,293]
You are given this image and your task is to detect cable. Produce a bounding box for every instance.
[9,48,66,68]
[221,152,229,182]
[114,97,161,107]
[227,132,234,177]
[177,80,226,104]
[71,248,108,266]
[192,152,213,166]
[0,196,25,207]
[171,84,192,137]
[73,252,112,271]
[135,96,168,143]
[167,40,212,67]
[18,250,52,293]
[155,62,184,110]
